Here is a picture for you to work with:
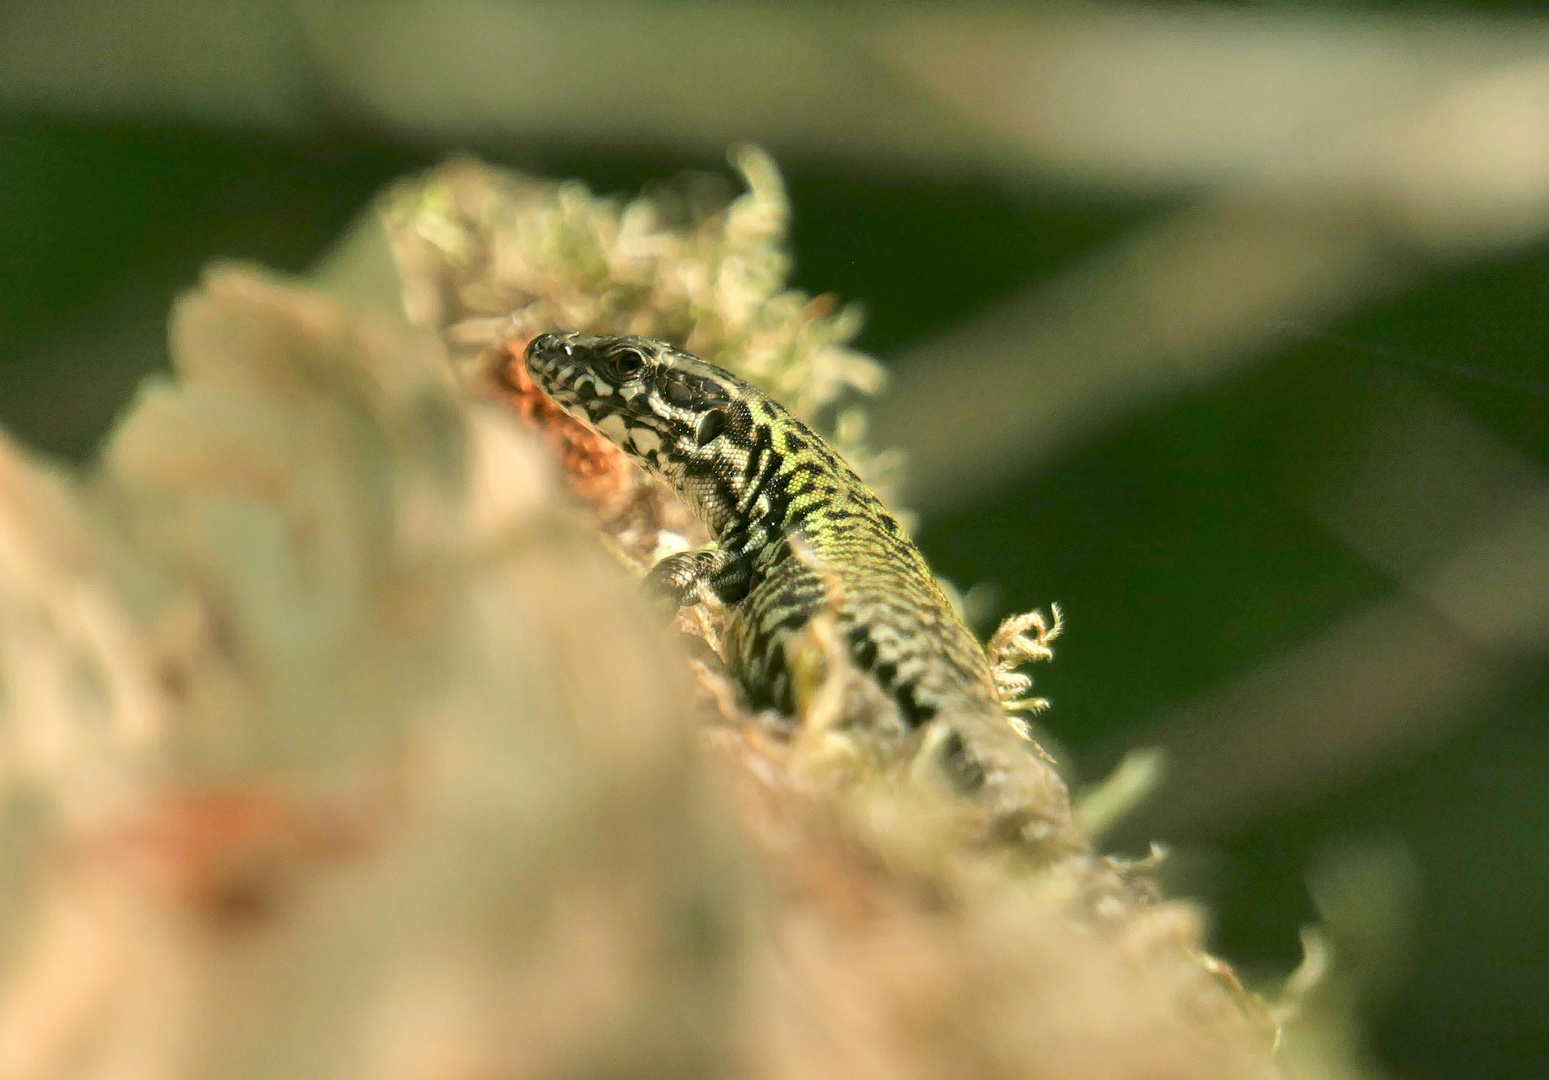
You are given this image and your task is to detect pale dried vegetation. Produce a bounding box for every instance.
[0,151,1303,1079]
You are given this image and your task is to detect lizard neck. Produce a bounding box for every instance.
[662,396,842,560]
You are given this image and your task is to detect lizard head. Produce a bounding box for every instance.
[524,331,743,474]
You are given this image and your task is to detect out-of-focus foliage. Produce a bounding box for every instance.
[0,266,742,1079]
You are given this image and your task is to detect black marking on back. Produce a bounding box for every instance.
[842,624,939,728]
[896,683,936,726]
[848,625,879,670]
[938,729,987,793]
[743,423,771,481]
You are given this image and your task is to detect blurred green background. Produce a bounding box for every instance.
[3,2,1548,1076]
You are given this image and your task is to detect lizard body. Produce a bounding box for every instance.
[525,331,1077,848]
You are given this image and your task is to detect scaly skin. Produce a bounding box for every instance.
[525,331,1079,848]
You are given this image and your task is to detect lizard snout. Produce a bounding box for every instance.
[525,332,575,371]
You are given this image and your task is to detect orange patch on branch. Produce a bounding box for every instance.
[495,338,634,505]
[74,782,400,928]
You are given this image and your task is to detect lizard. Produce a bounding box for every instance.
[524,330,1082,852]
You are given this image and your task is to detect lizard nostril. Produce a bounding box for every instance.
[525,333,556,362]
[526,333,581,366]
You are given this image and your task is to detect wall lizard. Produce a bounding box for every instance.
[525,331,1080,851]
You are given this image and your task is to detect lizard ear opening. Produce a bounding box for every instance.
[695,409,728,447]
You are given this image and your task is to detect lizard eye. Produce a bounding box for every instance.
[609,348,647,379]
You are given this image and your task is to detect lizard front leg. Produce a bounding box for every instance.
[644,546,759,615]
[644,547,726,615]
